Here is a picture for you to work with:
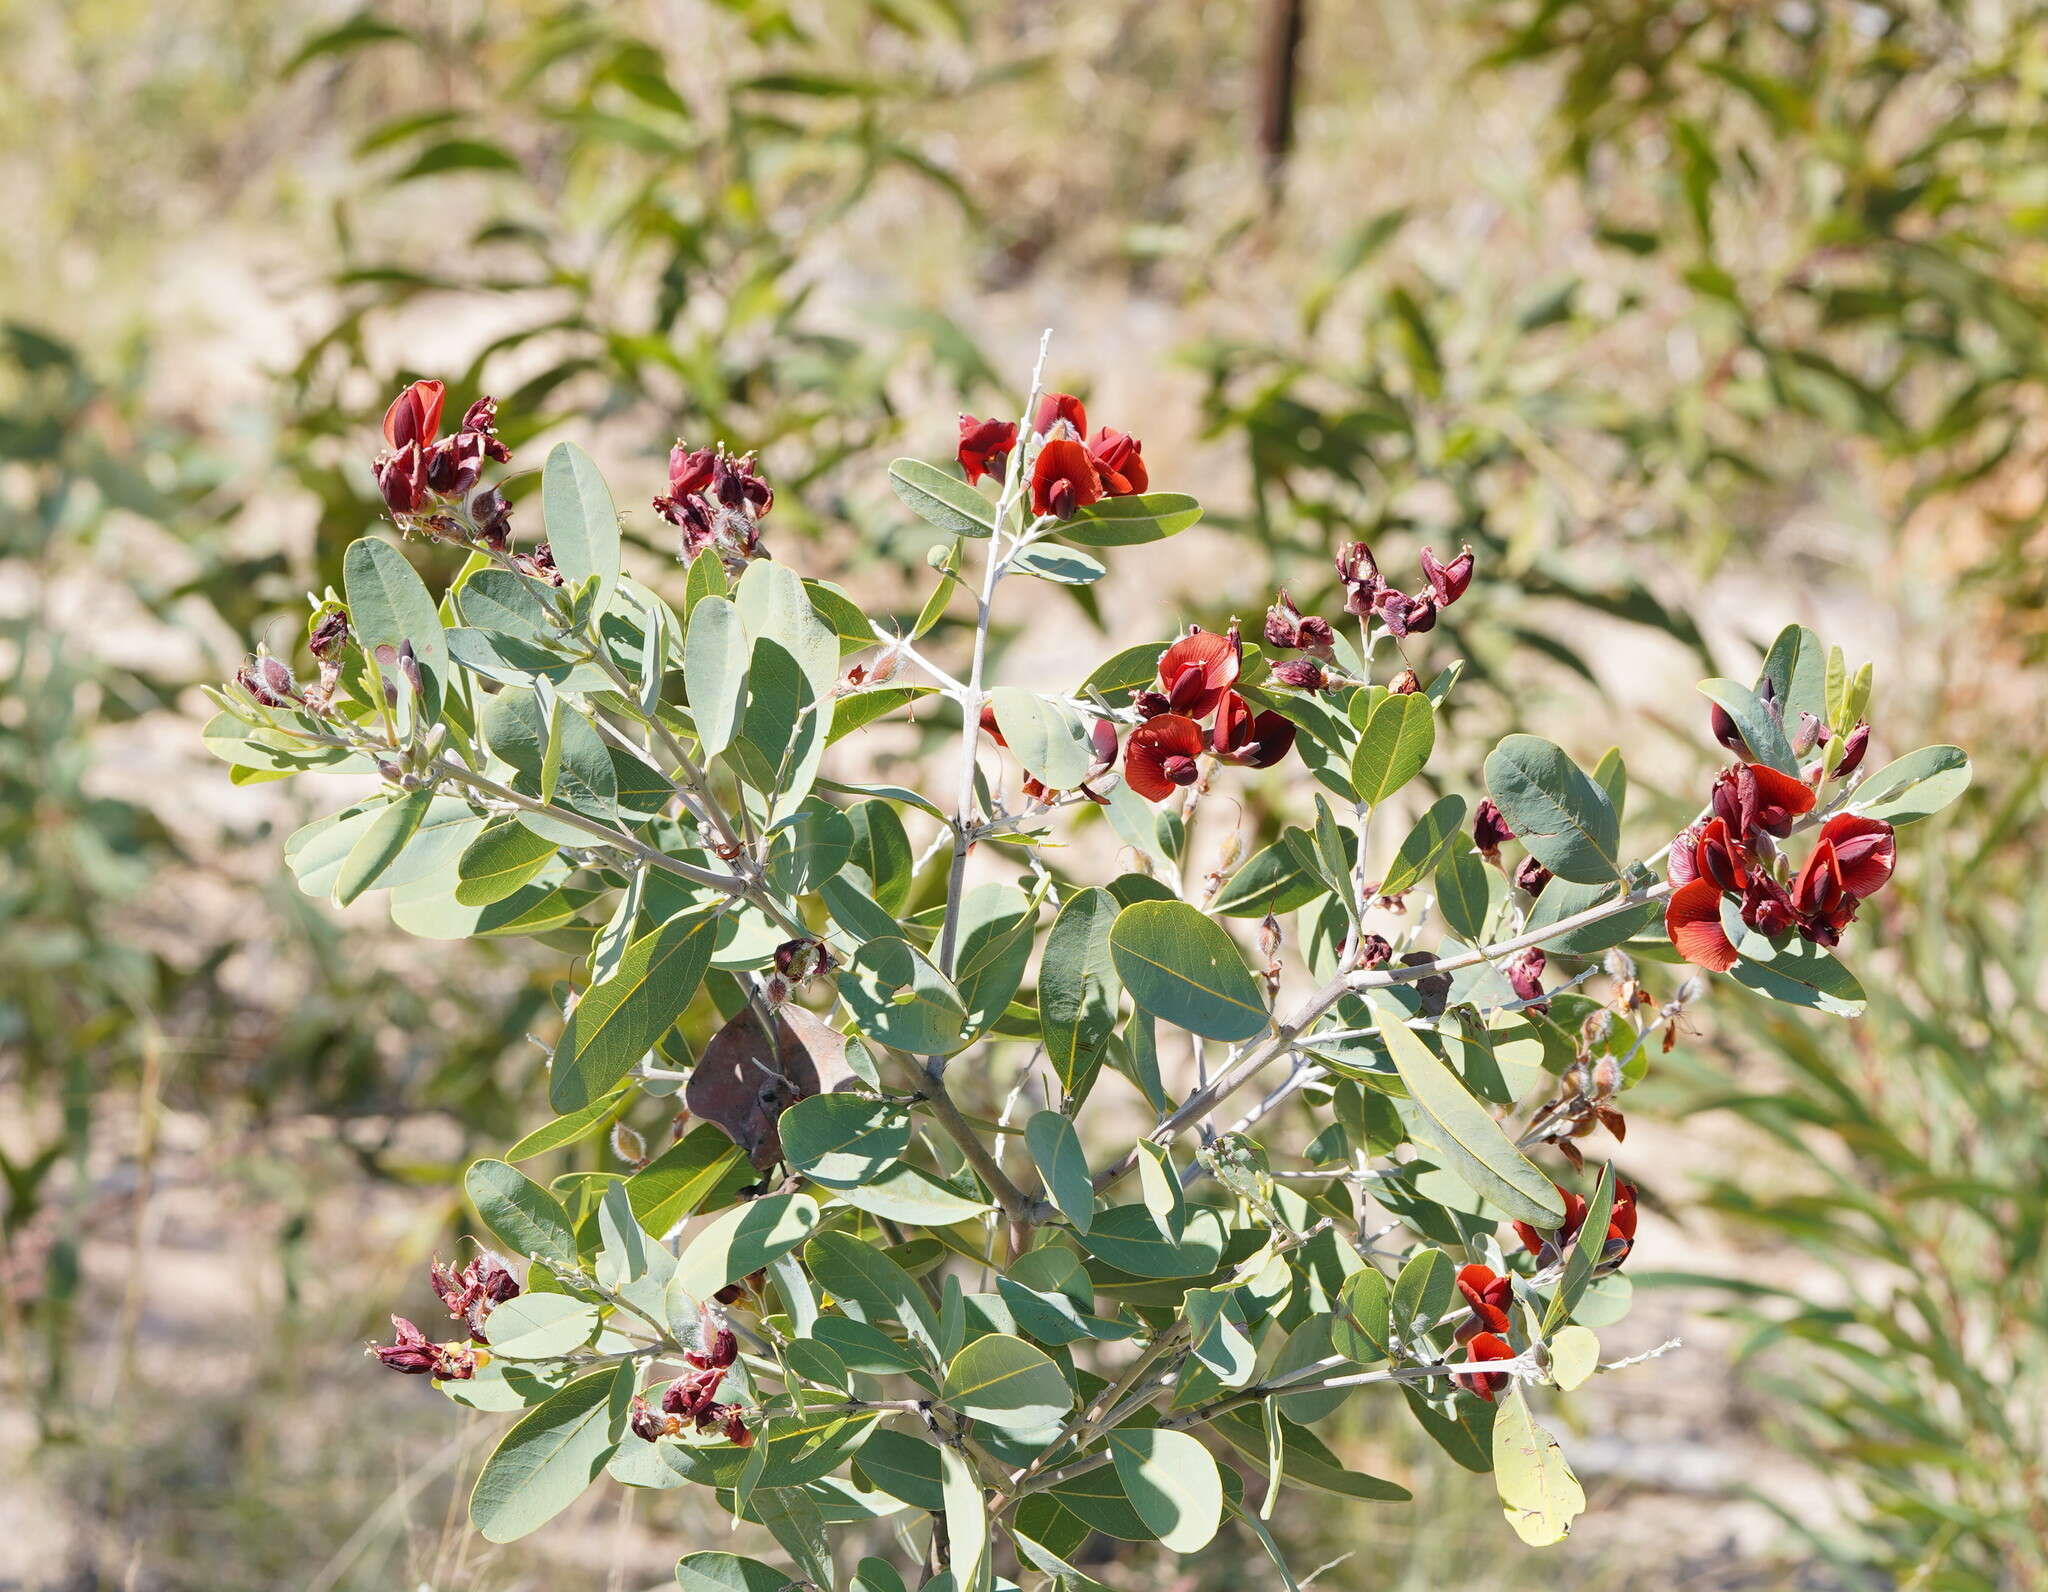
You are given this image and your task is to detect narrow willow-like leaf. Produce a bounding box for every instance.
[1057,491,1203,547]
[1377,1009,1565,1229]
[1434,834,1496,944]
[1379,793,1468,895]
[333,787,433,906]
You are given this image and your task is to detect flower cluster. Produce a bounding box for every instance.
[1450,1262,1518,1402]
[1511,1181,1639,1272]
[374,379,513,520]
[369,1252,524,1381]
[1334,539,1473,640]
[629,1305,753,1448]
[653,442,775,572]
[1664,729,1892,972]
[998,392,1147,519]
[1123,628,1297,801]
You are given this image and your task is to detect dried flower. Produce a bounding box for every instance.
[1418,545,1474,606]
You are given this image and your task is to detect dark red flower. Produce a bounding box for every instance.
[957,415,1018,485]
[1355,933,1393,969]
[1372,587,1437,638]
[1033,392,1088,437]
[1709,703,1748,756]
[1418,545,1474,606]
[1813,813,1895,899]
[1271,658,1329,691]
[375,442,429,515]
[425,430,488,497]
[1504,947,1548,1010]
[1512,1181,1637,1271]
[978,702,1007,747]
[664,441,718,501]
[1335,541,1384,615]
[712,452,773,515]
[1710,762,1817,842]
[1739,873,1799,938]
[1030,437,1105,519]
[1668,816,1750,894]
[1666,878,1739,971]
[1086,427,1148,495]
[1154,628,1240,718]
[1208,691,1297,769]
[383,380,446,451]
[1454,1263,1513,1342]
[370,1316,475,1380]
[1514,856,1552,897]
[429,1252,522,1343]
[1472,799,1514,858]
[1124,714,1206,802]
[1453,1332,1516,1402]
[1264,590,1335,652]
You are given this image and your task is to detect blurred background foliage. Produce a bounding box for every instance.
[1,0,2043,1587]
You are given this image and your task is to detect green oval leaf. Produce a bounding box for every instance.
[343,535,447,723]
[672,1193,820,1304]
[1058,492,1203,547]
[456,818,560,906]
[941,1332,1074,1431]
[1848,744,1971,825]
[466,1158,579,1269]
[469,1362,633,1542]
[1108,900,1268,1042]
[1492,1386,1586,1546]
[1350,693,1436,804]
[1483,734,1622,884]
[1108,1427,1222,1551]
[541,441,620,614]
[780,1095,910,1188]
[485,1294,601,1360]
[888,457,997,537]
[683,596,748,759]
[1040,886,1122,1102]
[1025,1110,1094,1233]
[988,688,1098,789]
[1379,793,1468,896]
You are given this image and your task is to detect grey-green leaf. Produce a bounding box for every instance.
[551,907,721,1111]
[1847,744,1971,826]
[1350,692,1436,804]
[343,535,447,723]
[1377,1009,1564,1229]
[888,457,997,537]
[1483,734,1622,885]
[541,442,621,615]
[684,596,748,759]
[469,1362,633,1542]
[1026,1111,1094,1233]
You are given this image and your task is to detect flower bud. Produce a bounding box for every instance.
[1271,658,1328,691]
[237,653,301,708]
[382,380,446,451]
[1709,703,1747,755]
[1257,912,1283,964]
[1834,720,1870,778]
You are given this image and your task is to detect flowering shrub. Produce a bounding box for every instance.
[206,347,1969,1585]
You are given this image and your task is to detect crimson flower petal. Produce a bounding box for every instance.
[1124,714,1205,802]
[1666,878,1740,972]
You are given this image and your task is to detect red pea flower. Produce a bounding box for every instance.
[1514,855,1551,897]
[1667,816,1750,894]
[1504,947,1548,1010]
[383,379,446,451]
[1740,872,1799,938]
[1030,437,1104,519]
[1335,541,1384,616]
[1454,1263,1513,1342]
[1710,761,1817,842]
[375,442,429,516]
[1418,545,1474,606]
[1124,714,1206,802]
[1033,392,1088,437]
[1665,878,1739,972]
[370,1316,476,1381]
[957,415,1018,485]
[1512,1181,1638,1271]
[1155,627,1240,718]
[1809,813,1895,900]
[1453,1332,1517,1402]
[1086,427,1148,495]
[1208,691,1297,769]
